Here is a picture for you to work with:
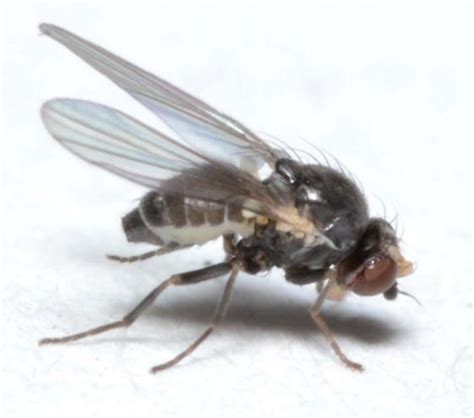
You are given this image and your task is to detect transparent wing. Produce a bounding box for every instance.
[39,23,287,173]
[41,98,286,214]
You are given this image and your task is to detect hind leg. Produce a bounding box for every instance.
[39,262,233,345]
[106,243,191,263]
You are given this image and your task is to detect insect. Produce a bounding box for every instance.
[38,23,414,373]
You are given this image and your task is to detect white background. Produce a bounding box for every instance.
[1,2,472,416]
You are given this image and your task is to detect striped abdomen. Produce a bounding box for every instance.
[122,191,254,246]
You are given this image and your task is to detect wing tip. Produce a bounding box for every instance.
[40,99,53,118]
[40,98,60,119]
[40,99,75,143]
[39,23,70,40]
[40,100,61,143]
[39,23,56,35]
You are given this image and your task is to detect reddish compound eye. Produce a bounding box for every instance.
[351,255,398,296]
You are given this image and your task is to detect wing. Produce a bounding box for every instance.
[39,23,287,173]
[41,98,289,218]
[40,25,318,235]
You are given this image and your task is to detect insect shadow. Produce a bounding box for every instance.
[72,275,405,348]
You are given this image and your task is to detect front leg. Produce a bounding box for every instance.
[310,270,364,372]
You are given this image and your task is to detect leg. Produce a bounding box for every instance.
[310,271,364,372]
[150,266,239,373]
[106,244,190,263]
[39,262,232,346]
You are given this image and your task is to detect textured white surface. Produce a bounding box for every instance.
[1,3,472,416]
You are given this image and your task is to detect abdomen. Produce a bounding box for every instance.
[122,191,254,246]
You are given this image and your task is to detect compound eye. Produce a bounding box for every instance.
[352,255,398,296]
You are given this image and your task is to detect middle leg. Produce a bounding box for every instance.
[150,265,240,373]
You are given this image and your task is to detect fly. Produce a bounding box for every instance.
[38,23,415,373]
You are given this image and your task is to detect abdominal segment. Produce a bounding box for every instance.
[122,191,254,246]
